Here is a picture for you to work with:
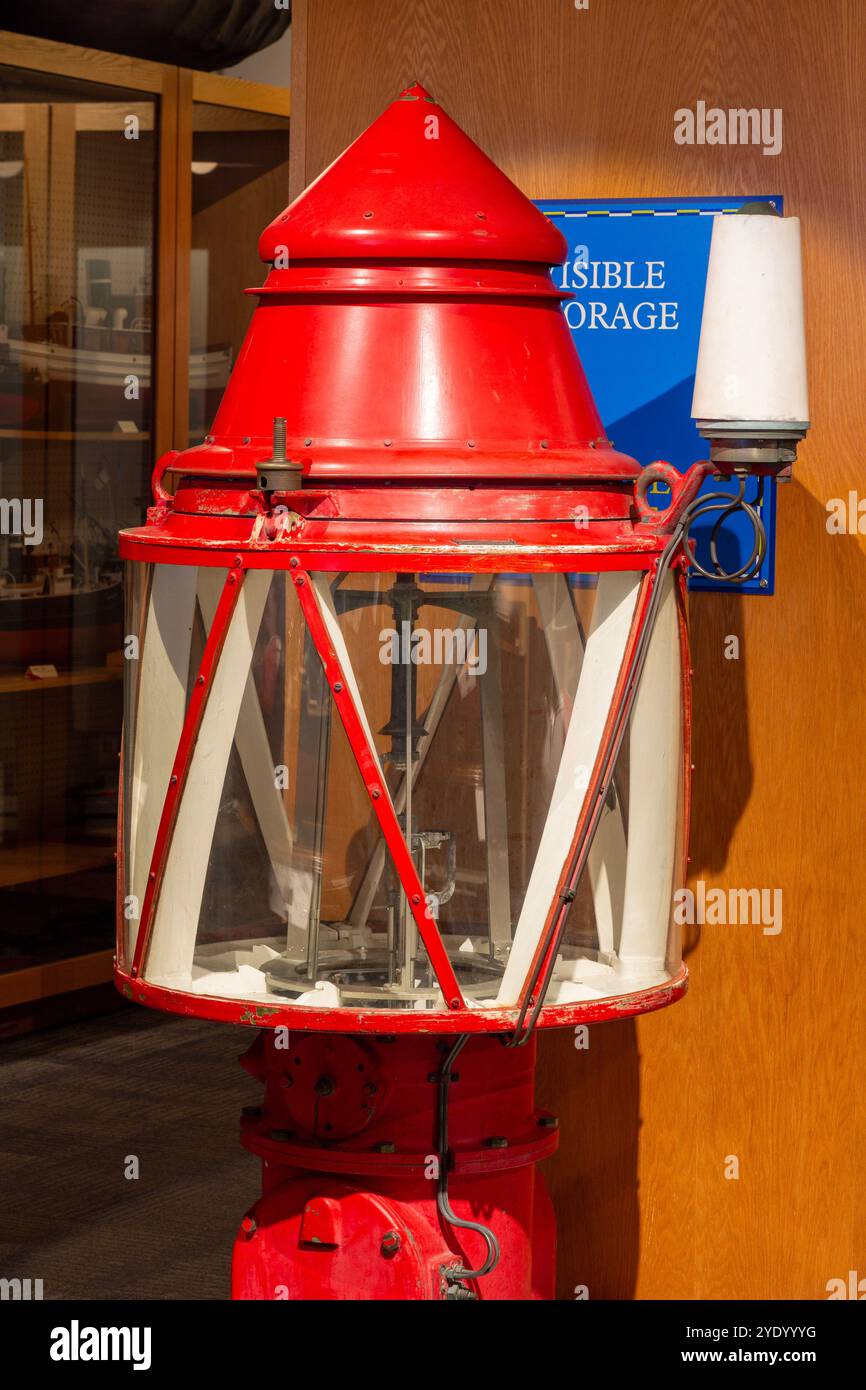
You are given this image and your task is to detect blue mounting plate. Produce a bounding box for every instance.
[535,196,781,594]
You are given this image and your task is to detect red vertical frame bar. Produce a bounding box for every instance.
[291,567,466,1011]
[130,563,244,979]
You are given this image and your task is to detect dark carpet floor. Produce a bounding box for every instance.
[0,1005,262,1299]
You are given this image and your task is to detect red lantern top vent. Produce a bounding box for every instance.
[258,81,566,266]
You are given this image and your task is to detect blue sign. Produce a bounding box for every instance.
[535,196,780,594]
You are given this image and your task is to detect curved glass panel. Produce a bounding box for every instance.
[123,563,683,1012]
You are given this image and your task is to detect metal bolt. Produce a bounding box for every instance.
[314,1076,335,1097]
[484,1136,509,1149]
[227,573,237,585]
[467,439,476,448]
[333,681,343,693]
[537,1114,559,1130]
[241,1105,263,1120]
[540,439,549,448]
[380,1230,401,1256]
[196,674,205,685]
[384,439,393,447]
[170,775,178,786]
[269,1129,295,1143]
[280,1075,294,1089]
[411,894,420,905]
[240,1214,257,1236]
[363,1082,378,1096]
[296,575,305,586]
[363,210,374,219]
[371,788,381,800]
[373,1141,396,1154]
[290,557,299,568]
[304,438,312,447]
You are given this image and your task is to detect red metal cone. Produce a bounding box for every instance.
[259,81,566,266]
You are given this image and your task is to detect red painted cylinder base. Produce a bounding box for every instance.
[231,1030,559,1301]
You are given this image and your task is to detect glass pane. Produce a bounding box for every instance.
[131,567,688,1014]
[188,103,289,440]
[0,66,157,979]
[121,564,220,969]
[552,571,684,1002]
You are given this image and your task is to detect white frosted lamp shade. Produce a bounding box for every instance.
[691,210,809,436]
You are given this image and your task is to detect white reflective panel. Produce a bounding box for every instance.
[124,565,684,1012]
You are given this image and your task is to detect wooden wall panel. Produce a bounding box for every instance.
[294,0,866,1299]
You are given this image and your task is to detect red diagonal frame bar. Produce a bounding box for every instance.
[291,567,466,1011]
[130,563,244,979]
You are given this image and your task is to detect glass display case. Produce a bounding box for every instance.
[0,32,289,1021]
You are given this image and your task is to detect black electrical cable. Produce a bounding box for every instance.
[435,1034,501,1288]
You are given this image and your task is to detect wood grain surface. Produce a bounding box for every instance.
[292,0,866,1299]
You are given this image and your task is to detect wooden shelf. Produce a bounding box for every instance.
[0,429,150,441]
[0,949,114,1009]
[0,841,114,890]
[0,666,122,696]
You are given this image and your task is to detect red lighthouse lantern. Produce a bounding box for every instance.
[116,84,774,1300]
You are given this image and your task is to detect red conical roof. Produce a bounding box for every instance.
[259,81,566,265]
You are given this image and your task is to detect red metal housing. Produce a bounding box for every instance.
[116,83,701,1300]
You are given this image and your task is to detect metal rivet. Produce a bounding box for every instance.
[384,439,392,447]
[411,894,420,905]
[149,871,156,881]
[475,211,486,219]
[295,575,305,586]
[467,440,476,448]
[334,681,343,693]
[170,775,178,786]
[242,436,250,445]
[537,1115,559,1130]
[371,788,381,800]
[363,210,374,219]
[227,573,237,585]
[289,556,299,568]
[304,438,312,447]
[196,674,205,685]
[448,998,461,1011]
[270,1129,294,1143]
[484,1136,509,1149]
[373,1141,396,1153]
[540,439,549,448]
